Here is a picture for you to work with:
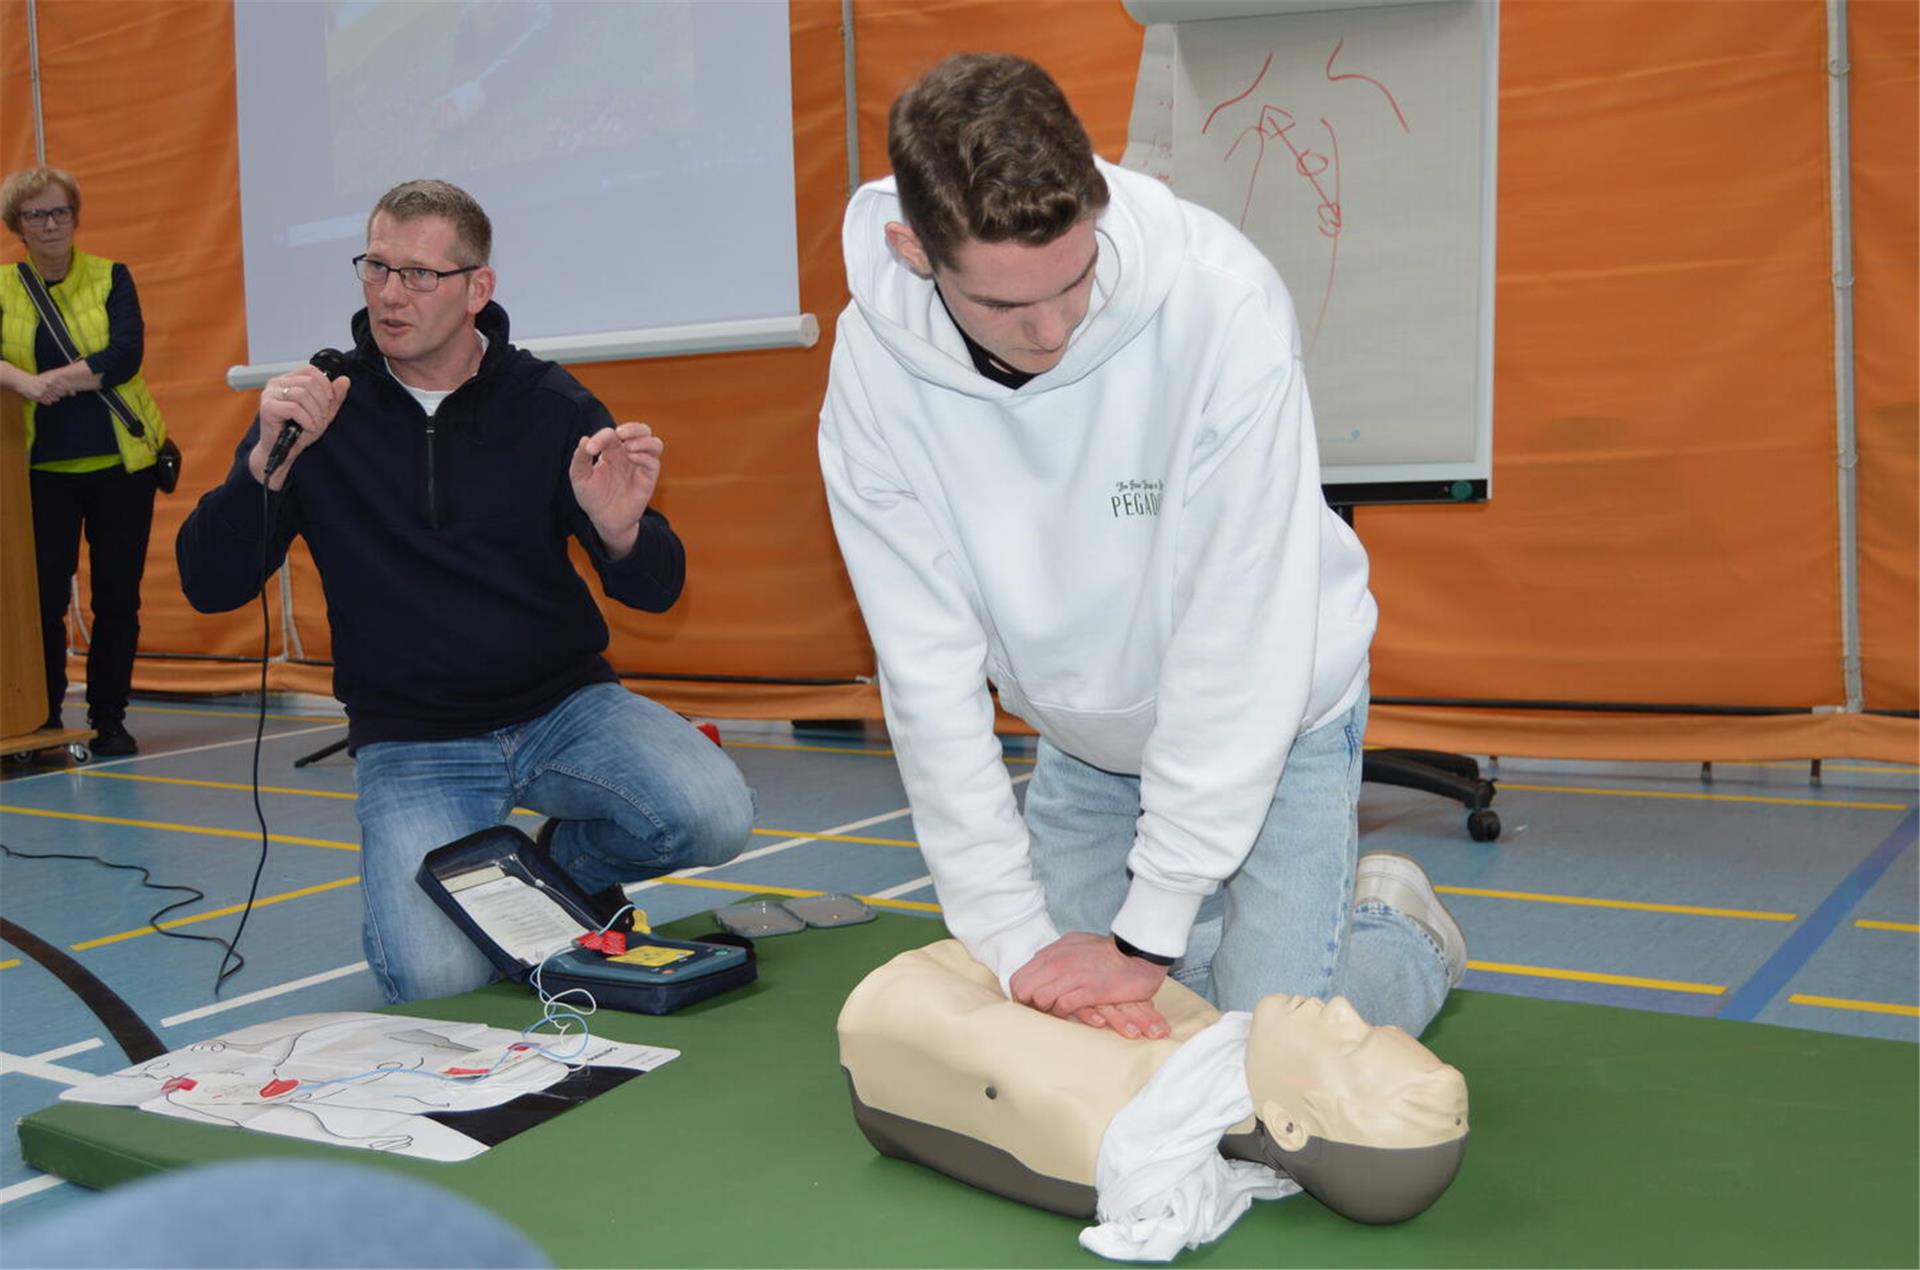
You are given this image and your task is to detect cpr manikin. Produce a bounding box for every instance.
[838,941,1467,1243]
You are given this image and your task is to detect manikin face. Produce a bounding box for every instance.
[15,184,76,266]
[361,211,494,388]
[1246,994,1467,1150]
[887,217,1099,376]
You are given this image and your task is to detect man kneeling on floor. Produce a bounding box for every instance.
[176,179,754,1003]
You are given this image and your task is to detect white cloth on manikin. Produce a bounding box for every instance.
[1079,1011,1299,1261]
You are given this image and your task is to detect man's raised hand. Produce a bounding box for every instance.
[569,422,662,561]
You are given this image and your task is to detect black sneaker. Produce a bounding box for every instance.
[530,819,630,924]
[89,720,138,757]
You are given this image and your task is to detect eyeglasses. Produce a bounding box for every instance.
[20,206,74,227]
[352,254,480,293]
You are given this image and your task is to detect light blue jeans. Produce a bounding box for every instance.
[1024,693,1450,1036]
[354,683,755,1003]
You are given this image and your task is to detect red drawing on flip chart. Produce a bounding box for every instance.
[1202,41,1409,354]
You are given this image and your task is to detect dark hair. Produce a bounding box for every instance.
[368,179,492,265]
[887,53,1108,269]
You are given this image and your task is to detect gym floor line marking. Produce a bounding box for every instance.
[71,877,362,952]
[128,704,347,724]
[0,1175,65,1205]
[1437,884,1796,922]
[1496,782,1908,812]
[0,959,18,971]
[0,1050,97,1085]
[32,1038,104,1062]
[0,806,359,852]
[1857,919,1919,933]
[163,961,370,1027]
[75,770,358,800]
[648,874,942,913]
[1720,809,1918,1022]
[632,779,1031,893]
[1467,960,1725,996]
[0,722,352,787]
[752,826,918,847]
[870,875,932,900]
[1787,993,1920,1018]
[1708,761,1918,776]
[724,739,1036,764]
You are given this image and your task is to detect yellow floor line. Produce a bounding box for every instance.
[0,805,358,852]
[751,826,918,847]
[1467,959,1725,996]
[722,740,897,758]
[1787,993,1920,1018]
[0,959,18,971]
[127,704,347,725]
[1437,884,1795,922]
[72,877,363,951]
[1856,919,1920,933]
[647,874,942,914]
[76,771,358,800]
[1497,782,1908,811]
[1713,761,1918,776]
[723,739,1035,765]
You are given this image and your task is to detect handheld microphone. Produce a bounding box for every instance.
[262,348,350,479]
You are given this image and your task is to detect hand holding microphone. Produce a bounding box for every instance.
[254,349,351,489]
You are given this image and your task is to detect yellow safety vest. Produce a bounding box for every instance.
[0,248,167,472]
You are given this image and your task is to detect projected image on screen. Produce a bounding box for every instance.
[233,0,799,368]
[323,2,693,191]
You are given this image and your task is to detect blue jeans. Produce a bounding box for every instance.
[354,683,755,1003]
[1023,693,1449,1036]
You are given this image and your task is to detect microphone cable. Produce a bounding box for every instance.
[213,353,347,994]
[210,472,278,993]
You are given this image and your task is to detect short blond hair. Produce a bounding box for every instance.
[368,179,492,265]
[1,166,80,235]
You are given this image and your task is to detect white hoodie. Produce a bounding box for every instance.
[818,159,1377,990]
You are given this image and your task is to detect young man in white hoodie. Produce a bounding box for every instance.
[818,53,1464,1042]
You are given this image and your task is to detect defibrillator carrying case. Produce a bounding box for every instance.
[417,825,756,1015]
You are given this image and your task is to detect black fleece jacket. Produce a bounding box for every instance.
[176,302,684,751]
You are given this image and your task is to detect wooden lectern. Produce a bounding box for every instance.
[1,387,92,759]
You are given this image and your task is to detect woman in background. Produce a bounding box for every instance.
[0,166,168,756]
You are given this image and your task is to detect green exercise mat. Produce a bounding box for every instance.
[18,914,1918,1267]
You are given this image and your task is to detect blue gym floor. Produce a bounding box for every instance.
[2,692,1915,1233]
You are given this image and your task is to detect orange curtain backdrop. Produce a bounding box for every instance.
[1365,0,1842,710]
[0,2,32,177]
[848,0,1146,182]
[1849,0,1918,713]
[1,1,288,679]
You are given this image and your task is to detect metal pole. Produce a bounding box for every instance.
[25,0,45,162]
[841,0,860,197]
[1826,0,1862,712]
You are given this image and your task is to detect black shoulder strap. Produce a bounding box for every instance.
[14,261,145,439]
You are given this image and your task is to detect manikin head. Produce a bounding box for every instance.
[882,53,1109,376]
[1237,994,1470,1224]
